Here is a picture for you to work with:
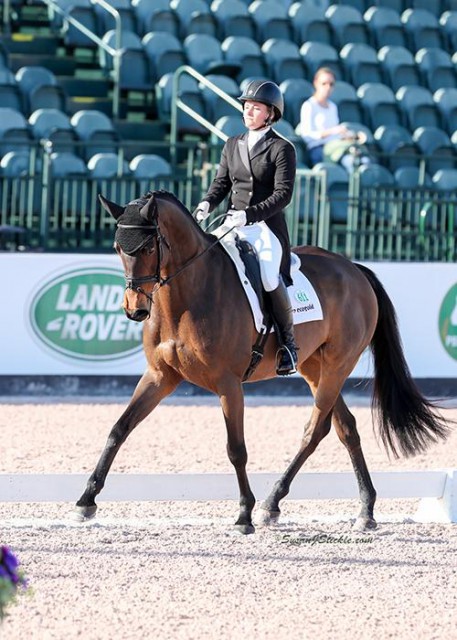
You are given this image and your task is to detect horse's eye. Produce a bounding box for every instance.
[144,243,155,255]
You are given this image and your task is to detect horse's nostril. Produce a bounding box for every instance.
[125,309,149,322]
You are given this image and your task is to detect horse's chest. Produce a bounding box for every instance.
[157,338,195,370]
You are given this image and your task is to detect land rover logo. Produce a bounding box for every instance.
[438,283,457,361]
[29,267,143,361]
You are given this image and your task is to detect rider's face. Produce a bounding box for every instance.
[243,100,270,130]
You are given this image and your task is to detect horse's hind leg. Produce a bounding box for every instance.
[74,369,179,521]
[332,395,377,530]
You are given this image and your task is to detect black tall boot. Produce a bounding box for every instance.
[268,278,298,376]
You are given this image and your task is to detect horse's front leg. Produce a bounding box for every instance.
[74,369,179,521]
[219,380,256,535]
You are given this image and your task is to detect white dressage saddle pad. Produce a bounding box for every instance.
[214,227,323,333]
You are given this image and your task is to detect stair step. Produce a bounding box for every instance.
[1,34,58,55]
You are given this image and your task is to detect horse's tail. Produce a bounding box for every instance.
[355,263,449,458]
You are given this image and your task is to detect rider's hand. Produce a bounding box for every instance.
[226,210,247,227]
[193,201,210,221]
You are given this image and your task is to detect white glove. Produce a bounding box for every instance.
[194,201,210,221]
[226,210,247,227]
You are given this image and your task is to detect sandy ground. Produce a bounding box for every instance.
[1,395,456,640]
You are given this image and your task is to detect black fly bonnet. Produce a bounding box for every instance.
[115,195,157,255]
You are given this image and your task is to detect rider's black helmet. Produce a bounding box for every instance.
[238,79,284,122]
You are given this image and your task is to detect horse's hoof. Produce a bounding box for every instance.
[353,516,377,531]
[257,509,281,526]
[234,523,255,535]
[71,505,98,522]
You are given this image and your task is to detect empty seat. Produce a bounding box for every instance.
[0,71,23,112]
[431,168,457,191]
[51,0,100,49]
[374,124,419,170]
[279,78,313,128]
[155,72,207,136]
[70,109,118,161]
[213,115,246,140]
[394,166,432,189]
[312,162,349,223]
[0,107,32,155]
[363,6,407,49]
[261,39,305,84]
[358,163,396,222]
[412,126,455,174]
[142,32,187,84]
[401,8,444,52]
[415,48,457,92]
[439,11,457,54]
[221,36,268,82]
[29,107,77,153]
[288,4,332,47]
[300,42,343,80]
[49,151,87,177]
[396,85,442,131]
[377,45,421,92]
[99,30,151,92]
[326,4,369,48]
[200,74,240,122]
[87,152,130,178]
[433,87,457,137]
[93,0,137,35]
[130,154,172,178]
[340,43,383,88]
[15,66,66,116]
[249,0,293,42]
[170,0,216,38]
[132,0,179,37]
[331,80,363,124]
[211,0,255,40]
[357,82,401,130]
[183,34,224,75]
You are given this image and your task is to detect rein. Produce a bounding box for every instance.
[118,215,235,304]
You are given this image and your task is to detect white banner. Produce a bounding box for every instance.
[0,255,456,377]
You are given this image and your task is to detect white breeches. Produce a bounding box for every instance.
[236,221,282,292]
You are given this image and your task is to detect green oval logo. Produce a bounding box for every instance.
[29,267,143,361]
[438,283,457,361]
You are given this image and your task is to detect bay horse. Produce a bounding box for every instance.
[74,190,449,534]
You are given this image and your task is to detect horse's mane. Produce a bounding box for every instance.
[147,189,210,236]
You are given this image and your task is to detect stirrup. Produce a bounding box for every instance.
[276,345,297,376]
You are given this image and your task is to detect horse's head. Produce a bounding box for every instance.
[100,192,163,322]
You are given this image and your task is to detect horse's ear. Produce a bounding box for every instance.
[98,194,124,220]
[139,195,156,223]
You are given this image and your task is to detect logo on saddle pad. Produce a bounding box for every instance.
[438,283,457,362]
[29,267,142,361]
[295,290,309,304]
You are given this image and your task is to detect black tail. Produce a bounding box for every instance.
[356,263,449,458]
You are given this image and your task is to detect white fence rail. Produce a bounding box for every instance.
[1,471,456,523]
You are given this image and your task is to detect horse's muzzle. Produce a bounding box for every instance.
[124,307,149,322]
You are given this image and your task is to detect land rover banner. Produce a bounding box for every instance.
[0,254,455,377]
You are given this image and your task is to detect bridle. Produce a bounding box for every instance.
[117,213,234,307]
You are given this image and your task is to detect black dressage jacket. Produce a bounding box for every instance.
[202,128,297,285]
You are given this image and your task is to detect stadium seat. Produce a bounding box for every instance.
[409,0,443,19]
[99,31,151,92]
[325,4,369,48]
[373,0,404,11]
[363,6,408,49]
[211,0,255,40]
[183,34,225,75]
[142,32,187,83]
[131,0,179,37]
[331,80,363,124]
[213,115,246,140]
[0,71,23,112]
[248,0,293,42]
[340,43,384,88]
[70,109,119,161]
[155,72,208,136]
[93,0,137,35]
[279,78,313,128]
[412,126,455,175]
[288,4,332,46]
[299,42,343,81]
[394,166,432,189]
[374,124,419,171]
[432,168,457,196]
[49,151,87,177]
[0,107,32,156]
[15,66,66,116]
[170,0,216,38]
[312,161,349,223]
[199,74,239,122]
[29,107,77,153]
[50,0,100,49]
[358,163,396,223]
[396,86,442,131]
[261,39,305,84]
[87,152,130,178]
[357,82,402,130]
[433,87,457,137]
[377,45,421,92]
[130,154,172,178]
[221,36,268,82]
[415,48,457,92]
[439,11,457,54]
[401,8,444,52]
